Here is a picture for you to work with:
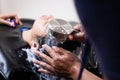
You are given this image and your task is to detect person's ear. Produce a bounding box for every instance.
[31,41,39,51]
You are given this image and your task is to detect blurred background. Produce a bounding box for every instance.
[0,0,80,22]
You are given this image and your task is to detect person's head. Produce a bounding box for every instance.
[22,15,54,48]
[31,15,54,37]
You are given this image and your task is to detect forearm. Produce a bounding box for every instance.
[70,62,103,80]
[81,69,103,80]
[70,62,81,80]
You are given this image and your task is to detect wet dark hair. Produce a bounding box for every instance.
[37,35,81,55]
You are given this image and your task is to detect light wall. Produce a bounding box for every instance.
[0,0,80,22]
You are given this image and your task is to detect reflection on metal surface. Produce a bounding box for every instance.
[47,19,73,43]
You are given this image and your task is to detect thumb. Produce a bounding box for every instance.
[74,32,86,42]
[68,32,86,43]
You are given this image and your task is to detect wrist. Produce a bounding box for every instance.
[70,62,81,80]
[81,69,103,80]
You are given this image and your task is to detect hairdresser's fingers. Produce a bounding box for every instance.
[68,35,74,41]
[68,32,86,42]
[33,60,54,71]
[34,50,53,64]
[42,44,58,58]
[73,24,86,38]
[52,46,69,55]
[73,23,84,31]
[68,24,86,42]
[38,68,52,75]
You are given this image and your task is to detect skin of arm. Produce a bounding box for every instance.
[81,69,103,80]
[34,44,103,80]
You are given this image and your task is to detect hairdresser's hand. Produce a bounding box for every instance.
[0,13,22,26]
[31,15,54,37]
[68,24,86,43]
[34,44,80,80]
